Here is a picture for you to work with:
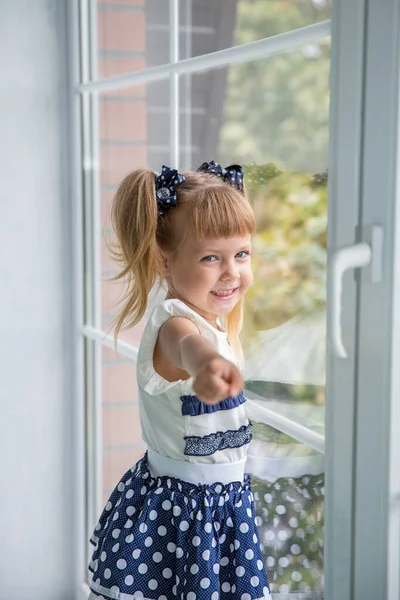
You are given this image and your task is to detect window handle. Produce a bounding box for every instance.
[332,242,373,358]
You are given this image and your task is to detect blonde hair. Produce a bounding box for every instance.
[110,169,255,356]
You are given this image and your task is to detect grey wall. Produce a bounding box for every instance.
[0,1,77,598]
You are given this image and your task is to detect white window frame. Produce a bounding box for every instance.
[74,1,331,597]
[71,1,400,598]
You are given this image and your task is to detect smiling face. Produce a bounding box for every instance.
[156,171,255,327]
[163,233,253,326]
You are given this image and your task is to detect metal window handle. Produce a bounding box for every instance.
[332,225,383,358]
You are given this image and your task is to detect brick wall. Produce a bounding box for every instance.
[99,0,150,503]
[102,346,144,505]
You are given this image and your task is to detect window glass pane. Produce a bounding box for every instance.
[96,0,170,79]
[179,44,328,597]
[249,435,324,595]
[179,45,329,346]
[92,1,331,80]
[179,44,329,405]
[101,346,146,507]
[181,42,330,171]
[179,0,331,60]
[100,80,170,346]
[219,45,329,409]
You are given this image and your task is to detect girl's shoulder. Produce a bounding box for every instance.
[136,298,231,397]
[146,298,227,343]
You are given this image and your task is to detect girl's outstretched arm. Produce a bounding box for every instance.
[156,317,243,404]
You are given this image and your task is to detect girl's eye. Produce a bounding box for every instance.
[201,255,218,262]
[236,250,251,259]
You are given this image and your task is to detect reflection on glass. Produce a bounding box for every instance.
[96,1,170,79]
[180,0,331,60]
[252,464,324,595]
[94,0,331,80]
[218,42,330,171]
[179,44,330,394]
[179,41,328,595]
[242,164,327,385]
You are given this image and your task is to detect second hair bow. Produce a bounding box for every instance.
[196,160,244,192]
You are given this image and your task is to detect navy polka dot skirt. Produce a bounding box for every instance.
[89,453,271,599]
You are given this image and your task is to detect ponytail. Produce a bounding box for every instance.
[110,169,160,341]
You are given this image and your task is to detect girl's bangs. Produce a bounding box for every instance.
[190,186,255,240]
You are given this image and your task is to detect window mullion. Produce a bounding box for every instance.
[170,0,180,167]
[78,20,331,93]
[82,325,139,362]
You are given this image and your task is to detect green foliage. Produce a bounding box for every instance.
[219,0,331,172]
[235,0,331,43]
[243,163,327,334]
[217,1,330,338]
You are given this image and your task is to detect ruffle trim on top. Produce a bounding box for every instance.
[137,299,228,397]
[184,422,253,456]
[180,390,247,416]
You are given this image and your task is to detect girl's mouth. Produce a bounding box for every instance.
[211,287,238,300]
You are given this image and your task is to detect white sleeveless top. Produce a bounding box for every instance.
[136,299,252,465]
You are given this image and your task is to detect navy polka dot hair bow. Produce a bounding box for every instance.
[154,165,185,216]
[196,160,244,192]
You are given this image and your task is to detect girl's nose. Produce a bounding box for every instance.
[221,261,240,281]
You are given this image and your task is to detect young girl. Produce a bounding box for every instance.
[88,161,271,600]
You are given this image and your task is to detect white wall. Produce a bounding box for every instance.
[0,1,77,598]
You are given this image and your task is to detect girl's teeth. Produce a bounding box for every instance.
[213,290,233,296]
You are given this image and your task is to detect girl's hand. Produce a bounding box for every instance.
[156,317,244,403]
[193,356,244,404]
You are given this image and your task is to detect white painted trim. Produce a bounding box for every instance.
[88,0,104,523]
[77,21,331,93]
[89,0,101,330]
[77,580,90,600]
[180,0,193,168]
[72,0,89,593]
[343,0,400,596]
[82,325,139,361]
[169,0,179,167]
[246,397,325,454]
[387,32,400,600]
